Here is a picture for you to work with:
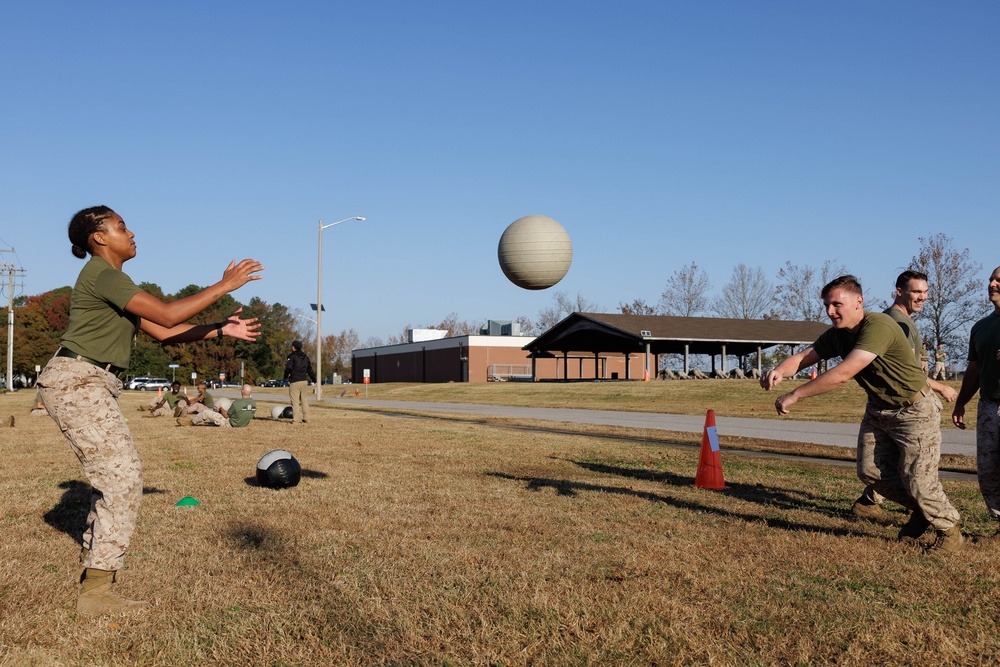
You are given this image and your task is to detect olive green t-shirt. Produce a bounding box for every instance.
[812,312,928,408]
[60,256,142,369]
[883,306,922,363]
[201,391,215,410]
[968,311,1000,401]
[227,397,257,428]
[164,392,182,409]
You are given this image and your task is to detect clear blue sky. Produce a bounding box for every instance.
[2,1,997,343]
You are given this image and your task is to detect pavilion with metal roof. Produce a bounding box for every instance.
[523,312,830,380]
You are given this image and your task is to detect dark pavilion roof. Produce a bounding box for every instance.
[524,312,830,357]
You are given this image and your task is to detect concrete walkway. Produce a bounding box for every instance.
[335,398,977,458]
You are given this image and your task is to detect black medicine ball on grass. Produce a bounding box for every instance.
[256,449,301,489]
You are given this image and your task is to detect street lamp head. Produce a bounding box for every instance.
[320,215,368,230]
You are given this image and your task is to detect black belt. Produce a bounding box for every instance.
[55,347,127,377]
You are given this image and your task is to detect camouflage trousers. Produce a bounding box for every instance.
[191,408,230,427]
[148,396,187,417]
[37,357,142,572]
[856,393,960,530]
[976,398,1000,520]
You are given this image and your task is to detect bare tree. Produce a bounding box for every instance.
[618,298,657,316]
[774,260,848,321]
[386,325,411,345]
[659,263,711,316]
[910,233,987,354]
[515,315,535,335]
[711,264,775,320]
[433,313,482,336]
[326,328,360,376]
[537,291,601,330]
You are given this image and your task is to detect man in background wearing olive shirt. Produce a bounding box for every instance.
[953,266,1000,541]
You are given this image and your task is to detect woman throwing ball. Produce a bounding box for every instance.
[37,206,264,614]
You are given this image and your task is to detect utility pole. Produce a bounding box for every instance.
[0,248,26,392]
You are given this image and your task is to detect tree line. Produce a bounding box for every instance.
[637,234,986,361]
[2,233,988,385]
[375,233,987,367]
[0,284,360,387]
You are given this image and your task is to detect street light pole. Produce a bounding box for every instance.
[316,216,365,402]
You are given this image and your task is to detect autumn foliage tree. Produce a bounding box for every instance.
[1,285,301,386]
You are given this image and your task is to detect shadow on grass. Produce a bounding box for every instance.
[223,522,305,571]
[227,523,275,550]
[242,468,327,487]
[43,480,167,542]
[571,459,835,514]
[485,469,870,539]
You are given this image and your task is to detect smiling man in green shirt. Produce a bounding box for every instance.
[761,275,962,554]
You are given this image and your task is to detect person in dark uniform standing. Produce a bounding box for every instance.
[284,340,316,424]
[37,205,263,614]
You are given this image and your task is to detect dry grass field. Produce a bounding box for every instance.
[1,382,997,666]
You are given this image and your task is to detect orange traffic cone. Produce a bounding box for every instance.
[643,368,650,382]
[810,368,817,380]
[694,409,727,490]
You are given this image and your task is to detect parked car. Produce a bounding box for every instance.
[138,379,172,391]
[126,376,159,390]
[262,379,289,388]
[204,379,222,389]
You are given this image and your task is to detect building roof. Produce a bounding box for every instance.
[524,312,830,357]
[354,333,535,358]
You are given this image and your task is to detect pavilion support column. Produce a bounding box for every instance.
[563,351,568,381]
[595,352,600,379]
[684,344,690,374]
[722,344,727,373]
[644,343,651,381]
[531,353,537,382]
[757,345,763,375]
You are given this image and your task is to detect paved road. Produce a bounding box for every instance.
[326,398,977,458]
[240,390,976,481]
[243,389,976,457]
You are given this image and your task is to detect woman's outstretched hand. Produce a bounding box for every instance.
[221,307,261,341]
[221,259,264,291]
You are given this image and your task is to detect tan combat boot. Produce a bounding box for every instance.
[851,498,896,526]
[78,547,90,580]
[897,510,931,544]
[77,568,149,614]
[927,526,964,554]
